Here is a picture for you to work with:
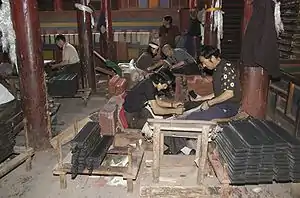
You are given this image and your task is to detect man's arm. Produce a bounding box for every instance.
[147,60,165,71]
[51,60,68,69]
[192,93,215,101]
[207,90,233,106]
[149,100,182,115]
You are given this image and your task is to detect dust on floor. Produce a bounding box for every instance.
[0,96,298,198]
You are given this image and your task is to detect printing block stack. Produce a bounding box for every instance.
[278,0,300,59]
[0,127,16,163]
[0,105,23,163]
[216,118,300,184]
[70,122,113,179]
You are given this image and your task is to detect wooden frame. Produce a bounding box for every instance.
[147,119,216,185]
[50,88,92,106]
[0,119,34,178]
[51,120,144,192]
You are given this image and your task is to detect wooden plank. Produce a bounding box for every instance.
[50,117,92,149]
[140,186,211,198]
[147,119,216,131]
[197,126,209,185]
[53,150,144,179]
[152,124,160,183]
[0,147,34,178]
[207,150,230,184]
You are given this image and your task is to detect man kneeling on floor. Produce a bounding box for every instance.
[165,45,242,155]
[123,68,184,129]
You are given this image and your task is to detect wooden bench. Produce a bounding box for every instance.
[147,119,217,185]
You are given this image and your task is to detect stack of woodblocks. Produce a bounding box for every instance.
[278,0,300,59]
[70,122,113,179]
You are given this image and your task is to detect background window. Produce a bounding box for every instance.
[160,0,170,8]
[149,0,159,8]
[139,0,148,8]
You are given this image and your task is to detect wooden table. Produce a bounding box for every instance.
[147,119,217,185]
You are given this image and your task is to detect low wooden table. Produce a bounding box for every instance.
[147,119,217,185]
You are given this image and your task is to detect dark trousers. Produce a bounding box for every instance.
[124,108,153,129]
[185,102,240,120]
[165,102,239,154]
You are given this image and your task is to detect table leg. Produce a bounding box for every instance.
[160,132,164,160]
[197,126,209,185]
[127,179,133,193]
[152,124,160,183]
[60,173,67,189]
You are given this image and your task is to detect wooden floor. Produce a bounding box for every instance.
[139,151,222,198]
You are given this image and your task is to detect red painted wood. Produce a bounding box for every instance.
[53,0,62,11]
[77,0,96,91]
[11,0,50,150]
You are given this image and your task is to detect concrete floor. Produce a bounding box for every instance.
[0,95,299,198]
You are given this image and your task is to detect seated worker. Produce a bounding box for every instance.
[123,68,184,129]
[185,45,241,120]
[136,42,160,71]
[49,34,80,75]
[159,44,201,75]
[164,45,241,155]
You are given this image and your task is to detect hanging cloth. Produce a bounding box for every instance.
[240,0,281,78]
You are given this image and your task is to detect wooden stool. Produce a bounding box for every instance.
[147,119,217,185]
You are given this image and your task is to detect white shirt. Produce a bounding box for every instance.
[0,83,14,105]
[62,43,80,64]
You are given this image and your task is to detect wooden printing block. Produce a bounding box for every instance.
[114,132,143,147]
[108,75,120,96]
[115,78,127,95]
[98,100,118,136]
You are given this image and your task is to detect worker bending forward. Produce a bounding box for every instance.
[123,69,183,129]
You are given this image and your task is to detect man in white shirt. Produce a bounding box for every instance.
[50,34,80,74]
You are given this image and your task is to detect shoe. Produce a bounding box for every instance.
[189,149,196,155]
[164,149,173,155]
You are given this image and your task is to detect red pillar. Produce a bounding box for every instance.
[240,0,269,118]
[104,0,113,60]
[204,0,217,47]
[189,0,197,8]
[53,0,63,11]
[77,0,96,92]
[11,0,50,150]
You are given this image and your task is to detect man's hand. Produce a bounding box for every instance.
[199,101,210,111]
[171,61,185,69]
[172,101,183,108]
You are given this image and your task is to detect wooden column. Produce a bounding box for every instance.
[204,0,217,47]
[240,0,269,118]
[77,0,96,92]
[11,0,50,150]
[53,0,62,11]
[104,0,113,60]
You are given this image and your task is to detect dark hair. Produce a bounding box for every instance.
[163,15,173,24]
[146,42,159,57]
[199,45,221,59]
[146,46,155,57]
[55,34,66,42]
[150,68,175,85]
